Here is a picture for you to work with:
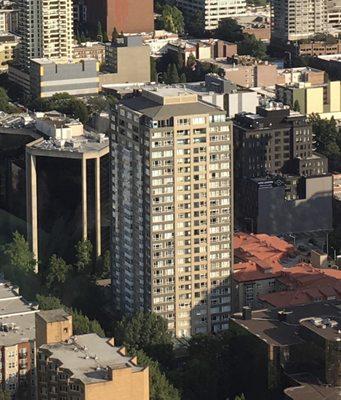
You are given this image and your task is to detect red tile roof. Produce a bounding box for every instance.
[233,232,341,308]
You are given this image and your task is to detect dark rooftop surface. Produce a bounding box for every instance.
[121,96,225,119]
[285,373,341,400]
[231,301,341,347]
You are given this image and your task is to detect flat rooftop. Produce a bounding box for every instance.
[28,133,109,155]
[0,281,38,347]
[318,54,341,62]
[284,373,341,400]
[38,309,69,323]
[41,334,144,384]
[232,301,341,347]
[121,86,226,119]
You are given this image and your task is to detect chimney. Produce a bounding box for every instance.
[242,306,252,320]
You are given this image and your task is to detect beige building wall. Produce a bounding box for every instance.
[306,87,324,114]
[112,89,233,337]
[85,367,149,400]
[35,312,72,348]
[329,80,341,112]
[101,46,151,86]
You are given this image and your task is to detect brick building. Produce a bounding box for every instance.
[36,310,149,400]
[85,0,154,36]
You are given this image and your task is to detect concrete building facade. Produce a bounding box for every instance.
[234,103,332,235]
[185,74,259,118]
[36,310,149,400]
[26,113,109,263]
[102,36,151,86]
[176,0,247,30]
[16,0,73,70]
[85,0,154,36]
[0,280,40,400]
[110,87,234,337]
[276,80,341,118]
[271,0,327,41]
[30,58,99,98]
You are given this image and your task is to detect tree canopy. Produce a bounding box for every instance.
[2,231,36,273]
[161,5,184,34]
[238,34,267,59]
[137,350,180,400]
[215,18,244,42]
[308,114,341,166]
[31,93,89,123]
[114,311,173,365]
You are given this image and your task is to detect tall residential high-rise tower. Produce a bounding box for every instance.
[176,0,246,30]
[110,87,233,337]
[271,0,327,42]
[16,0,73,70]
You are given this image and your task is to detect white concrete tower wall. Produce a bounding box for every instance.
[176,0,246,30]
[111,88,234,337]
[17,0,73,70]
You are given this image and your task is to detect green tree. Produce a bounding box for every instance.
[162,5,184,34]
[308,114,341,163]
[72,309,105,337]
[216,18,243,42]
[185,10,205,37]
[36,294,62,310]
[151,57,157,82]
[170,333,232,400]
[74,240,93,273]
[35,93,90,123]
[87,96,108,115]
[293,99,301,112]
[0,87,17,113]
[112,27,119,43]
[136,350,180,400]
[238,34,267,59]
[179,72,186,83]
[35,295,105,337]
[67,97,89,123]
[115,312,173,365]
[103,31,109,42]
[98,249,111,278]
[46,254,70,291]
[235,395,246,400]
[165,63,179,84]
[2,231,36,273]
[97,21,103,41]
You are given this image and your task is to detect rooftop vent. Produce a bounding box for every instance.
[242,306,252,320]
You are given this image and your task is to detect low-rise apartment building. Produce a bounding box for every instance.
[185,74,259,118]
[230,302,341,398]
[36,310,149,400]
[0,280,40,399]
[0,33,19,70]
[276,67,326,86]
[233,232,341,310]
[167,39,238,63]
[234,103,333,235]
[276,80,341,119]
[201,57,278,88]
[298,40,341,57]
[101,35,150,87]
[73,42,106,63]
[30,58,99,98]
